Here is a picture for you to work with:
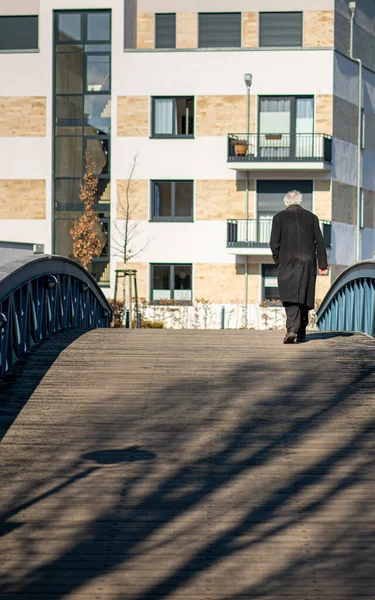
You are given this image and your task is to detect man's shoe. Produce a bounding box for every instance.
[283,331,297,344]
[296,334,307,343]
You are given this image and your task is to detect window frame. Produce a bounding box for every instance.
[150,180,194,222]
[259,12,303,48]
[262,264,281,306]
[155,13,176,49]
[151,96,195,139]
[198,12,242,49]
[150,263,193,305]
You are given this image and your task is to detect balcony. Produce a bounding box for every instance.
[227,219,332,255]
[227,133,332,171]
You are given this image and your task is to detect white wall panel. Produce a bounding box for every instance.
[331,221,356,266]
[111,220,235,264]
[118,50,334,96]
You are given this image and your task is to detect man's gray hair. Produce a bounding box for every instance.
[283,189,303,207]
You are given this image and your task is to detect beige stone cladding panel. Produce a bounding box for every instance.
[116,261,148,300]
[0,97,46,136]
[117,180,149,220]
[117,97,149,136]
[316,95,333,136]
[333,96,357,144]
[314,180,332,221]
[195,179,254,220]
[176,13,197,48]
[194,263,259,304]
[363,189,375,229]
[196,95,256,136]
[0,180,46,219]
[315,274,331,305]
[332,181,356,225]
[137,13,154,48]
[242,12,257,48]
[304,11,334,47]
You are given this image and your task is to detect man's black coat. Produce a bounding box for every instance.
[269,204,328,309]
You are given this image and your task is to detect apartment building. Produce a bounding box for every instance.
[1,0,375,323]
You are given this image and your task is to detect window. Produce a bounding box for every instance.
[198,13,241,48]
[151,264,192,303]
[259,12,303,47]
[257,180,313,219]
[152,181,193,221]
[0,15,38,50]
[360,188,364,229]
[258,96,314,158]
[155,14,176,48]
[152,97,194,137]
[262,265,280,305]
[361,109,366,149]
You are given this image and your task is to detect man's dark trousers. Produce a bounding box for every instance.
[283,303,309,335]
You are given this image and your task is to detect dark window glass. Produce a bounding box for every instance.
[0,16,38,50]
[259,12,303,47]
[198,13,241,48]
[152,97,194,137]
[257,180,313,218]
[87,12,110,41]
[151,264,192,303]
[155,14,176,48]
[55,137,83,177]
[56,52,83,93]
[56,96,83,134]
[152,181,193,220]
[57,13,82,42]
[86,54,110,92]
[55,179,82,211]
[262,264,280,305]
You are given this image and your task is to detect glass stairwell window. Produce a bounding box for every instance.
[152,97,194,137]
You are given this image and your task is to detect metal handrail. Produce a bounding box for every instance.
[228,133,333,163]
[227,219,332,249]
[0,255,112,376]
[316,260,375,337]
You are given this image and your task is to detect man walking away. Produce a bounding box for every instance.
[270,190,328,344]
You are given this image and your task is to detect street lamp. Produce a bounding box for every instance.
[244,73,253,144]
[243,74,252,330]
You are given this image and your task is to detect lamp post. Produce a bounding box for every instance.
[244,73,252,146]
[244,73,252,329]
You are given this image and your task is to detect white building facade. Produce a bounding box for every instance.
[1,0,375,326]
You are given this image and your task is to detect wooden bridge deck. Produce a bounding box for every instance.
[0,330,375,600]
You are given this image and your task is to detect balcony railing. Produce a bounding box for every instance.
[228,133,332,164]
[227,219,332,249]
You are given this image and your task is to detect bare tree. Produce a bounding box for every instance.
[113,153,152,325]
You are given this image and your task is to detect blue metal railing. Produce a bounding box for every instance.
[316,261,375,337]
[0,255,112,376]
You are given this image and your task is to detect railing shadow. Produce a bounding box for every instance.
[0,330,87,442]
[0,334,374,598]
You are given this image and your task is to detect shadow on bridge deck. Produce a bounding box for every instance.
[0,330,374,600]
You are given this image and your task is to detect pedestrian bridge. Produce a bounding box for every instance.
[0,257,375,599]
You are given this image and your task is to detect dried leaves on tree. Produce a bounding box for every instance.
[70,153,103,269]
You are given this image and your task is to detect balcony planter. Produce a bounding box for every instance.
[233,141,248,156]
[265,133,282,140]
